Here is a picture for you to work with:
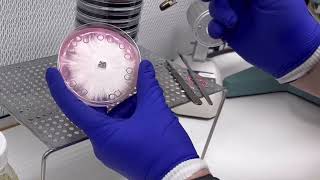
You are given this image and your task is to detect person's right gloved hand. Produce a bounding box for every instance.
[207,0,320,82]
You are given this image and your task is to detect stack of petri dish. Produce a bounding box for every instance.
[75,0,143,40]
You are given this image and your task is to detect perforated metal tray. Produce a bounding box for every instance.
[0,47,223,149]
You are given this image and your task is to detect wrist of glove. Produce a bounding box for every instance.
[208,0,320,83]
[163,159,208,180]
[46,60,199,180]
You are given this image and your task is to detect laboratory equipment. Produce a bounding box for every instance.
[166,60,203,105]
[171,0,225,119]
[75,0,143,39]
[159,0,177,11]
[58,24,140,108]
[0,132,18,180]
[179,53,213,105]
[186,1,223,62]
[187,1,222,48]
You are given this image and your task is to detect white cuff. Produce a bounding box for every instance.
[162,159,208,180]
[277,47,320,84]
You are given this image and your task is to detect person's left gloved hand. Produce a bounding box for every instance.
[46,60,199,180]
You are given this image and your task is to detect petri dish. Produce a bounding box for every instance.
[75,15,140,30]
[76,10,141,24]
[58,23,141,108]
[82,0,143,8]
[78,0,143,12]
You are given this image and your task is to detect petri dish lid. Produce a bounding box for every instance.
[76,6,141,20]
[79,0,143,11]
[76,10,141,24]
[58,23,141,108]
[82,0,143,7]
[75,17,139,31]
[125,26,139,35]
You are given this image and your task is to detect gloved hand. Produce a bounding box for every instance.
[208,0,320,80]
[46,60,199,180]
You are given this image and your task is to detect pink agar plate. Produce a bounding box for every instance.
[58,24,141,108]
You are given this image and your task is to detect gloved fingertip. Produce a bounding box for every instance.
[210,0,238,28]
[140,60,154,70]
[139,60,156,79]
[45,68,62,86]
[208,20,225,39]
[225,12,238,28]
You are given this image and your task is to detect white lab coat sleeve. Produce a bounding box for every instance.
[162,158,208,180]
[277,47,320,84]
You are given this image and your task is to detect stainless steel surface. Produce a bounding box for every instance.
[179,54,213,105]
[0,56,86,149]
[192,41,210,62]
[187,1,223,47]
[201,89,226,159]
[141,46,222,109]
[41,149,55,180]
[166,60,203,105]
[171,54,224,119]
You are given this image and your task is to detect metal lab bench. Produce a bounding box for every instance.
[3,53,320,180]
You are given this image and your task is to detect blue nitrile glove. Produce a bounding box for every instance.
[46,60,199,180]
[208,0,320,80]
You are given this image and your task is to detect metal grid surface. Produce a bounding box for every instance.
[0,47,222,149]
[0,56,85,149]
[141,46,222,107]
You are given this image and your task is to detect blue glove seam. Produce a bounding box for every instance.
[147,154,200,180]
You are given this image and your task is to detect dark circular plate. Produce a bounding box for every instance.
[79,0,143,10]
[76,9,141,24]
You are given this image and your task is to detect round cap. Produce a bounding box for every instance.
[0,132,8,170]
[58,23,140,108]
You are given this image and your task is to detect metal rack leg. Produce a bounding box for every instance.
[41,149,56,180]
[201,90,227,159]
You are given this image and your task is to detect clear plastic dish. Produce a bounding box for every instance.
[75,15,140,30]
[82,0,143,7]
[58,23,141,108]
[75,17,139,32]
[76,10,141,24]
[77,5,141,19]
[78,0,143,12]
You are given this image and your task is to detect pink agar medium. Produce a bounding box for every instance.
[58,24,141,107]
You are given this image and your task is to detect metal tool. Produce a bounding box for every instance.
[187,1,223,47]
[159,0,177,11]
[186,1,224,62]
[179,54,213,105]
[166,60,203,105]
